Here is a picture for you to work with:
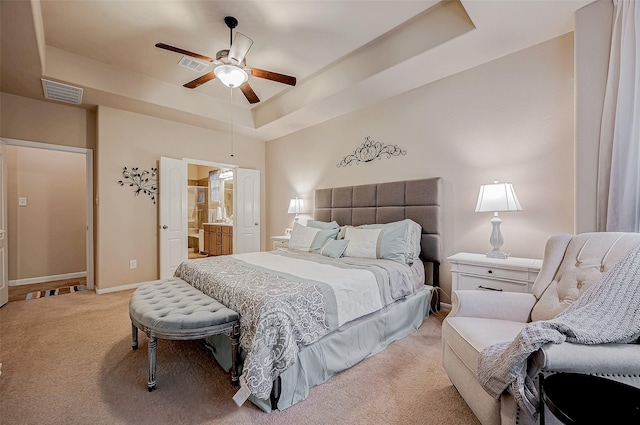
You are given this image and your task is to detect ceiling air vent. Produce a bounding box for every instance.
[178,56,210,72]
[41,79,83,105]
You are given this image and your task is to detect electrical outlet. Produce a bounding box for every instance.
[129,260,137,269]
[18,197,27,207]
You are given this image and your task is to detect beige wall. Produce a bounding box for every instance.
[0,92,96,150]
[266,34,575,302]
[6,145,87,281]
[96,106,265,291]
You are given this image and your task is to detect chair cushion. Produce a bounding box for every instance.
[442,317,527,375]
[129,278,238,332]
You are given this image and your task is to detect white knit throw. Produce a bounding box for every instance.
[477,243,640,417]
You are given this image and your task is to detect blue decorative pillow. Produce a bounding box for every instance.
[361,219,422,264]
[319,239,349,258]
[309,227,340,253]
[306,220,340,230]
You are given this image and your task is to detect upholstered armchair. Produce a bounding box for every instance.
[442,232,640,425]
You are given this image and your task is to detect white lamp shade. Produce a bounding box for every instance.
[287,197,305,214]
[214,64,248,88]
[475,182,522,213]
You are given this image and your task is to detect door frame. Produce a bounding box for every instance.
[0,138,94,290]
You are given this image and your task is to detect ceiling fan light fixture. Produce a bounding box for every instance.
[214,64,248,88]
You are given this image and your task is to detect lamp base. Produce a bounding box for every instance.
[486,249,509,259]
[485,213,509,259]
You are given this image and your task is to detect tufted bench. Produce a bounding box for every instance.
[129,277,240,391]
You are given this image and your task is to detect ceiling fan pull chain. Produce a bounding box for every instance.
[230,88,235,158]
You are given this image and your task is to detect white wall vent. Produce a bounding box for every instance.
[41,79,83,105]
[178,56,210,72]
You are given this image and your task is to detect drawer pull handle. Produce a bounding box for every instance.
[487,270,493,274]
[478,285,503,291]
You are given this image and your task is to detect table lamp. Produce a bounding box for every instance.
[475,181,522,259]
[287,197,305,224]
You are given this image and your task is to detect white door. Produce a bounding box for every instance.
[0,141,7,307]
[159,156,187,279]
[234,168,260,253]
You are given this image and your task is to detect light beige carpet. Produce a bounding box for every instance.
[0,290,480,425]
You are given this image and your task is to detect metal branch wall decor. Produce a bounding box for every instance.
[118,166,158,204]
[337,136,407,167]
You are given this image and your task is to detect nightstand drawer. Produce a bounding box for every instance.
[271,236,290,250]
[457,263,531,281]
[273,239,289,249]
[457,275,529,293]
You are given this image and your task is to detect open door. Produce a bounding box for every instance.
[159,157,188,279]
[0,141,7,307]
[234,168,260,253]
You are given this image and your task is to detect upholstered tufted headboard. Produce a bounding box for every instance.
[314,177,443,286]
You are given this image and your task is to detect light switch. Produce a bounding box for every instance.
[18,197,27,207]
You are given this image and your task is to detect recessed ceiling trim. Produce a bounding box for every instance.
[41,78,83,105]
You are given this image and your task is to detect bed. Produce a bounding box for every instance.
[174,177,443,412]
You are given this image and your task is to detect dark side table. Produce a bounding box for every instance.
[540,373,640,425]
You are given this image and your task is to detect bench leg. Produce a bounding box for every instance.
[147,334,157,391]
[131,323,138,349]
[230,325,240,387]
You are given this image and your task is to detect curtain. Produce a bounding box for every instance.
[597,0,640,232]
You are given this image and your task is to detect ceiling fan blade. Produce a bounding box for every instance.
[155,43,214,62]
[228,32,253,65]
[249,67,296,86]
[239,82,260,104]
[183,72,216,89]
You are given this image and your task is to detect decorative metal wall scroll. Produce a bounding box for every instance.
[337,136,407,167]
[118,166,158,204]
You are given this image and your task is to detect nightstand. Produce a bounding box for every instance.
[447,252,543,293]
[271,235,291,250]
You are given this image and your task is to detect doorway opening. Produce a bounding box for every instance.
[1,138,94,300]
[187,163,234,260]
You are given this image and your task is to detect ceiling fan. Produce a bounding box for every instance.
[156,16,296,104]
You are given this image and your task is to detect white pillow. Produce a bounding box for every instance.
[343,227,382,259]
[288,223,320,251]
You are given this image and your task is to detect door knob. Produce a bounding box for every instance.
[162,225,168,229]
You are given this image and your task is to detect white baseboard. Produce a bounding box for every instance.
[9,271,87,287]
[95,282,146,295]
